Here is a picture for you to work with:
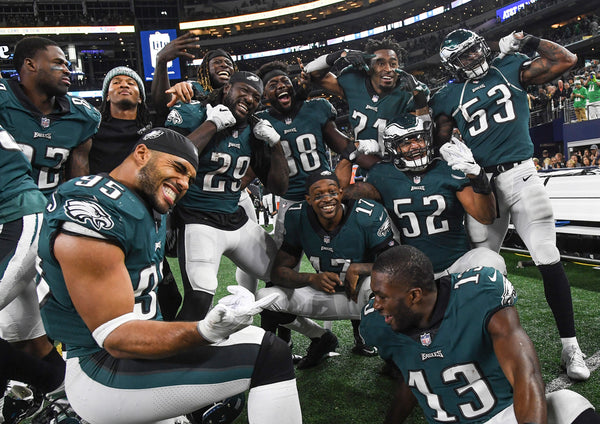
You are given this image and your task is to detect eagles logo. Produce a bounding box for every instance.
[64,199,114,231]
[166,110,183,125]
[377,217,392,237]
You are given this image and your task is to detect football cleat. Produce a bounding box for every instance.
[440,29,491,80]
[383,114,434,172]
[186,393,245,424]
[561,345,590,381]
[296,330,339,370]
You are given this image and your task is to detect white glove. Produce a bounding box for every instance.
[498,31,522,59]
[206,104,236,132]
[356,139,381,156]
[196,286,278,343]
[253,119,281,147]
[439,137,481,176]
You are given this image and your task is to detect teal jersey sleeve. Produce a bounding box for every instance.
[0,127,47,222]
[165,100,207,135]
[38,175,166,358]
[430,54,532,167]
[352,198,395,254]
[361,267,517,423]
[67,94,102,143]
[0,80,101,196]
[366,161,470,273]
[281,202,305,252]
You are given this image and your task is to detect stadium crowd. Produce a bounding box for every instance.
[1,2,600,423]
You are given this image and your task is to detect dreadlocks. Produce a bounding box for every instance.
[197,49,238,92]
[99,99,151,129]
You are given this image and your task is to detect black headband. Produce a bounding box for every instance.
[135,128,199,170]
[204,49,234,64]
[262,69,288,85]
[229,71,264,95]
[305,170,339,192]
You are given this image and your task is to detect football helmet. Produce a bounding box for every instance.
[440,29,491,80]
[383,114,434,171]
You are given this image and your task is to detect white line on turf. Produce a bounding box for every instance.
[546,350,600,393]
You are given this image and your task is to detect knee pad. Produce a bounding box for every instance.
[474,247,507,275]
[547,389,594,424]
[250,331,294,388]
[531,243,560,265]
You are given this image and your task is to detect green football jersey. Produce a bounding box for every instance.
[430,54,532,167]
[38,175,166,358]
[283,198,394,292]
[366,160,470,273]
[255,98,335,201]
[166,101,252,214]
[338,69,418,146]
[0,78,101,196]
[0,127,47,223]
[361,267,517,423]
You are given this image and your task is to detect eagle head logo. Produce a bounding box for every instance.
[64,199,114,231]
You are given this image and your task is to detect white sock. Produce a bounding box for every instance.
[284,317,326,339]
[248,379,302,424]
[561,337,579,350]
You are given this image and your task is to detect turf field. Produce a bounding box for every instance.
[167,247,600,424]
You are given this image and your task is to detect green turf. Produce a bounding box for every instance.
[166,250,600,424]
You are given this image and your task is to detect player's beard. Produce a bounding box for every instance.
[112,98,138,111]
[138,159,170,214]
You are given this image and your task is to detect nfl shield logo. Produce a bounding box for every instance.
[285,117,292,125]
[323,235,330,244]
[413,175,421,184]
[232,130,238,138]
[371,94,379,103]
[41,117,50,128]
[420,332,432,346]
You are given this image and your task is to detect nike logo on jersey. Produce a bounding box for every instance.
[488,272,497,282]
[363,303,375,316]
[451,174,465,180]
[523,175,532,182]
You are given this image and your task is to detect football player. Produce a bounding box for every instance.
[166,71,289,320]
[37,128,302,424]
[257,170,396,368]
[303,36,429,156]
[0,127,65,417]
[0,36,100,385]
[430,29,588,380]
[361,245,599,424]
[344,113,506,278]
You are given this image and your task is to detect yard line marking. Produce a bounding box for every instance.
[546,350,600,393]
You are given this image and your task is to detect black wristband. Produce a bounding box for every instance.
[470,168,492,194]
[340,142,358,162]
[414,91,428,110]
[521,34,541,52]
[326,50,345,66]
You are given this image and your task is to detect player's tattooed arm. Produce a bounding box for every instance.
[384,375,418,424]
[521,38,577,86]
[342,182,382,202]
[68,138,92,178]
